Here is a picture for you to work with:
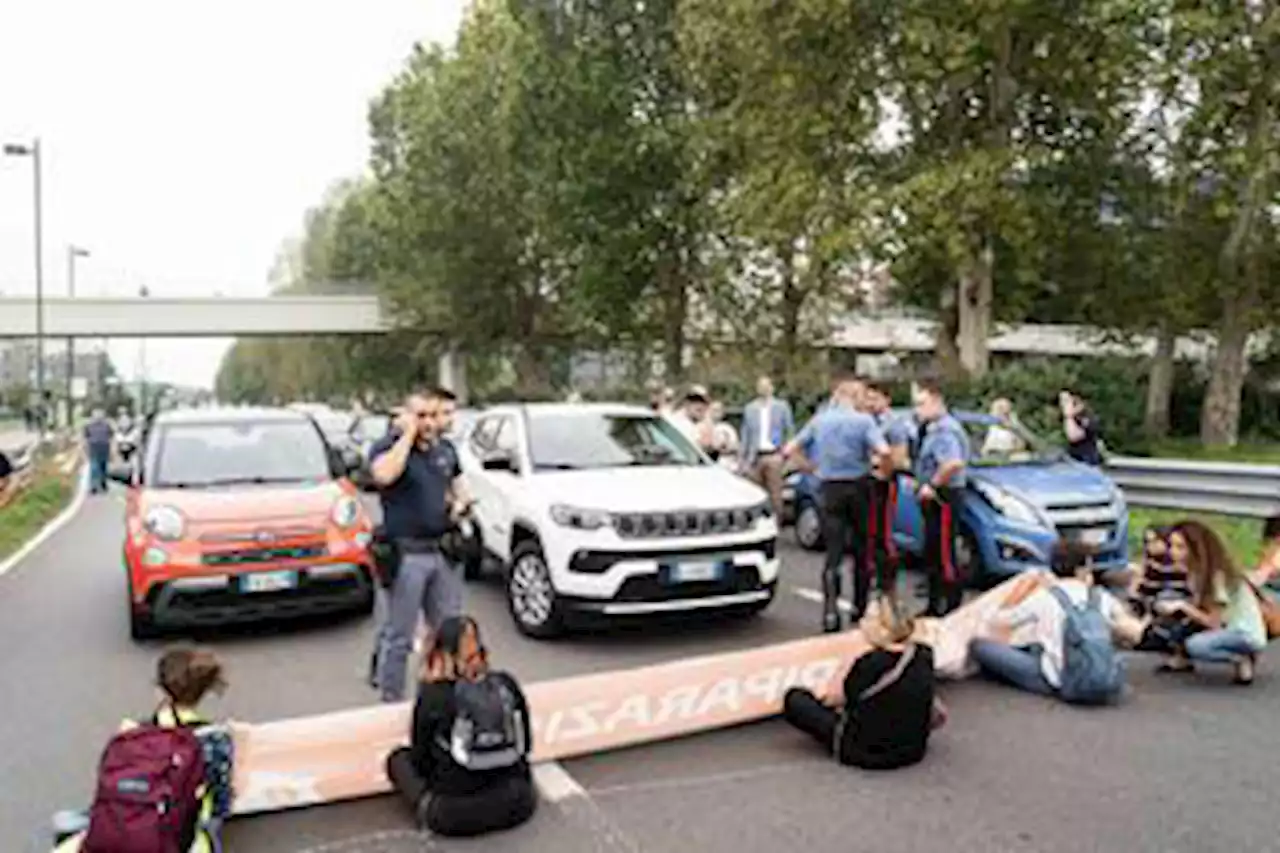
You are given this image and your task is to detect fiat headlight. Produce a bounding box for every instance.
[143,506,186,541]
[550,505,612,530]
[974,482,1043,528]
[331,495,360,528]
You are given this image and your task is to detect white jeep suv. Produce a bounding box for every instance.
[459,403,780,638]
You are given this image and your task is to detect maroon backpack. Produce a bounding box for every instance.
[81,721,206,853]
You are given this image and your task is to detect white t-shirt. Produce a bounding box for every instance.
[994,579,1128,689]
[667,410,699,444]
[758,401,773,452]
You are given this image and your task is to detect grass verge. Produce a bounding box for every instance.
[0,460,76,563]
[1127,507,1266,570]
[1145,438,1280,466]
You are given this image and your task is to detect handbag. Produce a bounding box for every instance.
[1245,579,1280,641]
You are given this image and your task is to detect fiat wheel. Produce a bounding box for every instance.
[507,540,564,639]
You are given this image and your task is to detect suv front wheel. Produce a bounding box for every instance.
[507,539,565,639]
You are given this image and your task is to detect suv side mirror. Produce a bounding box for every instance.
[340,446,363,474]
[482,453,516,473]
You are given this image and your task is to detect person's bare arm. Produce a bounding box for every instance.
[371,415,417,487]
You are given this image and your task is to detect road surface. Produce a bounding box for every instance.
[1,487,1275,852]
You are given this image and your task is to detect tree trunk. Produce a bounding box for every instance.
[660,259,687,384]
[776,245,804,384]
[1199,294,1251,447]
[933,286,963,382]
[1143,324,1176,438]
[955,242,994,379]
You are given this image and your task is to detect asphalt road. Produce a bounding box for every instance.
[2,485,1277,852]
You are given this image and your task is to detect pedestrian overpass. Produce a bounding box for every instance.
[0,294,1209,359]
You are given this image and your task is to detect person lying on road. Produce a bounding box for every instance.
[52,648,235,853]
[784,595,946,770]
[385,616,538,837]
[970,544,1146,705]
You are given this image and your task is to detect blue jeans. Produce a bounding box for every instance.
[88,446,109,492]
[1183,628,1265,663]
[970,639,1055,696]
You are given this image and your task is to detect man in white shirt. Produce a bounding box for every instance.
[740,375,796,518]
[668,385,712,449]
[970,546,1147,696]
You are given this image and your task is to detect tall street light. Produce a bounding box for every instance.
[4,139,45,428]
[138,284,149,413]
[67,245,90,423]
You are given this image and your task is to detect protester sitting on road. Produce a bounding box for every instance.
[386,616,537,837]
[970,544,1146,704]
[52,648,235,852]
[1129,526,1197,658]
[784,595,946,770]
[1159,520,1267,685]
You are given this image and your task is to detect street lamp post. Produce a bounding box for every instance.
[67,245,90,423]
[138,285,149,413]
[3,139,45,429]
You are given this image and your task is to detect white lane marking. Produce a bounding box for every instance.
[533,760,588,803]
[0,463,88,579]
[791,586,854,613]
[588,759,816,799]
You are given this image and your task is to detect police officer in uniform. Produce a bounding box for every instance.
[368,388,474,703]
[785,372,889,632]
[862,380,912,597]
[911,378,969,617]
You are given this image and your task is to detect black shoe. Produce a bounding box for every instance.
[414,793,433,831]
[822,612,843,634]
[367,651,379,690]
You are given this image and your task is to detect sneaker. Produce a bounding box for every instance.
[414,793,434,831]
[1155,656,1194,674]
[822,612,843,634]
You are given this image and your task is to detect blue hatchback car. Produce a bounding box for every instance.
[782,411,1130,586]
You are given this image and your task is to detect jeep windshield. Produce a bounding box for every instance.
[151,421,334,488]
[956,414,1065,467]
[527,411,706,471]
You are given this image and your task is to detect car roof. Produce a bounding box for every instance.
[152,406,313,427]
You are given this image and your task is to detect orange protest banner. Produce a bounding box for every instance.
[230,575,1037,816]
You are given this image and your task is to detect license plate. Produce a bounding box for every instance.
[242,570,296,593]
[669,560,723,584]
[1077,528,1109,546]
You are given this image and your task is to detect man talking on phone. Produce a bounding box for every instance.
[367,388,474,703]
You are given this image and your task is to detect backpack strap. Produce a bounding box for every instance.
[1047,584,1077,615]
[859,644,918,702]
[1086,584,1104,611]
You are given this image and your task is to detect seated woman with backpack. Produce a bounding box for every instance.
[385,615,537,836]
[52,648,234,852]
[784,595,946,770]
[970,543,1147,705]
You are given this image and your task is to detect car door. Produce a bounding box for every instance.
[478,416,524,560]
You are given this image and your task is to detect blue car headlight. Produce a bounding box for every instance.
[973,482,1044,528]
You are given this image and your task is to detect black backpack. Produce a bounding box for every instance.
[439,675,527,771]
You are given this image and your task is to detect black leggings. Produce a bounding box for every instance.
[386,748,537,837]
[784,687,838,751]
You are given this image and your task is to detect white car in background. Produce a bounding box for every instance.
[460,403,780,638]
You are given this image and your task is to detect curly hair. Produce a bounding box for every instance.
[1171,519,1240,608]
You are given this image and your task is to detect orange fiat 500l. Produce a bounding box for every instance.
[114,407,376,640]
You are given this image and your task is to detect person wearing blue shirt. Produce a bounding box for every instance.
[911,378,970,617]
[785,373,889,633]
[863,381,913,595]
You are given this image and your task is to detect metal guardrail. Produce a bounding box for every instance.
[1107,456,1280,520]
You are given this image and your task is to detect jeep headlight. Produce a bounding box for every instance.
[550,505,612,531]
[749,499,774,521]
[974,482,1042,527]
[143,505,186,541]
[331,495,360,528]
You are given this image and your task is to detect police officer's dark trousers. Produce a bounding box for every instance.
[865,473,901,599]
[821,478,869,631]
[922,486,965,617]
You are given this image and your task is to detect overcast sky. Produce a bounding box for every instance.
[0,0,466,390]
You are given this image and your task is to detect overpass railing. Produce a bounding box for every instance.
[1107,456,1280,523]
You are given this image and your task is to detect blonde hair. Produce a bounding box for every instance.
[860,594,915,647]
